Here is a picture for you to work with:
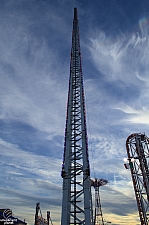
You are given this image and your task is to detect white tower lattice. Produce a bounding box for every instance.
[61,8,93,225]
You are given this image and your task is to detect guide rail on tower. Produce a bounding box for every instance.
[61,8,93,225]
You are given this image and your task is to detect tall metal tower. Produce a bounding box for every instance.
[91,178,108,225]
[61,8,93,225]
[126,133,149,225]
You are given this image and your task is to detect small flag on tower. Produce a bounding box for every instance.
[124,162,133,169]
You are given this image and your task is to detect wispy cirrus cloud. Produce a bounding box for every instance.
[86,22,149,132]
[0,138,62,180]
[115,104,149,124]
[88,25,149,84]
[0,20,68,138]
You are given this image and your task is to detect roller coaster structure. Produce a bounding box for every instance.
[126,133,149,225]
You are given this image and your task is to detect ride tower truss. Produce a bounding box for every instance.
[126,133,149,225]
[91,178,108,225]
[61,8,93,225]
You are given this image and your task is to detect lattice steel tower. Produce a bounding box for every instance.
[126,133,149,225]
[91,178,108,225]
[61,8,93,225]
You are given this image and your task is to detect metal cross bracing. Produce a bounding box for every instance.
[91,178,108,225]
[126,133,149,225]
[61,8,93,225]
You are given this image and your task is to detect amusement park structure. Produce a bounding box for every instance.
[35,203,53,225]
[22,8,149,225]
[33,10,149,225]
[91,179,108,225]
[126,133,149,225]
[61,7,93,225]
[60,7,109,225]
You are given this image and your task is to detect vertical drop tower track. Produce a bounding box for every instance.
[61,8,93,225]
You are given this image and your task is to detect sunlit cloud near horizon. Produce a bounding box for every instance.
[0,0,149,224]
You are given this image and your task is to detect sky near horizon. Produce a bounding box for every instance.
[0,0,149,224]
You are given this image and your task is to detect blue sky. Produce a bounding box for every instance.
[0,0,149,224]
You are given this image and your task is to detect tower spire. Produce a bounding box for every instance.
[61,8,93,225]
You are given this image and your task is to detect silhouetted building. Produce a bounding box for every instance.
[0,209,27,225]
